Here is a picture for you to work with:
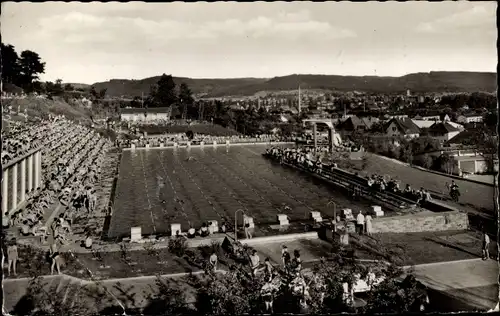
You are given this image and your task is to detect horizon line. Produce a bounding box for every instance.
[65,70,496,85]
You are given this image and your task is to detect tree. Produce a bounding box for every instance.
[152,74,177,107]
[421,153,433,169]
[400,145,413,165]
[99,88,107,99]
[131,96,142,108]
[64,83,73,91]
[52,79,64,96]
[436,153,454,175]
[1,43,20,84]
[142,276,192,315]
[365,269,429,313]
[90,86,99,101]
[193,268,263,315]
[17,50,45,90]
[179,83,194,106]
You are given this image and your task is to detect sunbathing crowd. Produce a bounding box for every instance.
[1,116,69,165]
[117,133,284,148]
[3,116,112,246]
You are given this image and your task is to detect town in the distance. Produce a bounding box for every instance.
[1,2,498,316]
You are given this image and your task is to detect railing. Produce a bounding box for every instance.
[2,147,41,171]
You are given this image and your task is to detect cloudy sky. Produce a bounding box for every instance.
[2,1,497,84]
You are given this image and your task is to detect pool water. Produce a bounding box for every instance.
[109,144,371,239]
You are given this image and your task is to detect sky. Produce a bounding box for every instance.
[1,1,497,84]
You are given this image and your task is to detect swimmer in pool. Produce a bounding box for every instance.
[156,176,165,200]
[174,197,185,204]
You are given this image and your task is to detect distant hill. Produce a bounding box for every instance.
[68,83,92,90]
[91,72,496,98]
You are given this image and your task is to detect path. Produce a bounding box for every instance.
[411,258,498,310]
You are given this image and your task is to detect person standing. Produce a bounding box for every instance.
[50,243,61,275]
[264,257,273,279]
[356,211,365,235]
[482,230,490,260]
[250,250,260,276]
[261,281,275,313]
[85,234,93,250]
[244,222,253,239]
[292,250,302,273]
[7,241,18,276]
[365,214,373,236]
[209,251,218,272]
[282,245,291,269]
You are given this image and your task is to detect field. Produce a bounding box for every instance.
[356,153,495,214]
[109,144,372,239]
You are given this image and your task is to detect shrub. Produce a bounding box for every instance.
[168,237,188,257]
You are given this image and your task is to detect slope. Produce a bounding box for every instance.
[91,71,496,98]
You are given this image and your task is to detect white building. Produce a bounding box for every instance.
[457,114,483,124]
[120,107,171,122]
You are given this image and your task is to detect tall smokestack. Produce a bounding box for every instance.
[298,85,301,115]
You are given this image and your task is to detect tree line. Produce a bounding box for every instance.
[129,74,288,135]
[1,43,88,97]
[2,43,46,92]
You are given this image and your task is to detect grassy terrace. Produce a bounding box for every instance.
[352,153,495,214]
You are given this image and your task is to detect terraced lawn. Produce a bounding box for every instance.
[353,153,495,213]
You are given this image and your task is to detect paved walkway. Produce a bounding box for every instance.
[410,258,498,310]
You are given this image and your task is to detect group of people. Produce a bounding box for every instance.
[2,115,113,276]
[265,146,442,208]
[1,116,67,165]
[366,173,434,204]
[117,133,285,149]
[207,242,309,312]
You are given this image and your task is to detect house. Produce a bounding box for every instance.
[337,115,378,133]
[120,107,171,122]
[457,114,483,124]
[446,121,464,130]
[385,118,420,139]
[427,122,461,142]
[412,120,436,129]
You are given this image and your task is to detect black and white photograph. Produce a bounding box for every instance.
[1,1,498,315]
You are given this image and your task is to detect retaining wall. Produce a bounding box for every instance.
[370,210,469,233]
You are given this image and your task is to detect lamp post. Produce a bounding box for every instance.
[327,200,337,231]
[235,208,245,242]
